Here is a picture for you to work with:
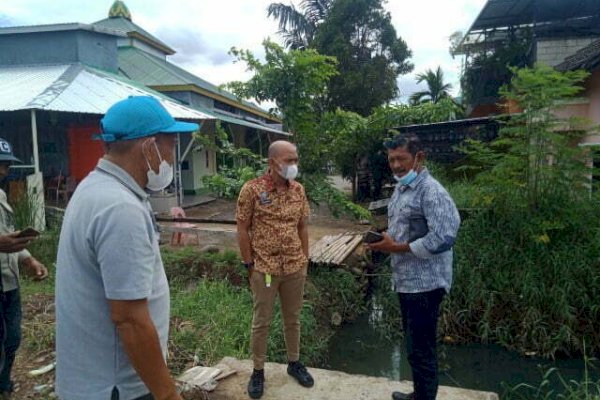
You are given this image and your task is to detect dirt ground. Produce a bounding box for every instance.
[166,198,371,247]
[9,197,372,399]
[10,293,56,399]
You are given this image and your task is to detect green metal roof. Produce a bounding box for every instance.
[93,17,175,55]
[115,48,287,135]
[117,47,273,119]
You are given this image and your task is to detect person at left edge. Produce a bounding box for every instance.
[55,96,198,400]
[0,137,48,399]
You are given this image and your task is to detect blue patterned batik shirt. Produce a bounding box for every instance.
[387,168,461,293]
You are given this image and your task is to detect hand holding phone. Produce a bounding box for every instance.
[363,230,384,244]
[15,227,40,238]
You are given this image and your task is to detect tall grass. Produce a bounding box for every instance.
[367,188,600,360]
[169,279,323,373]
[10,186,41,231]
[503,345,600,399]
[442,197,600,358]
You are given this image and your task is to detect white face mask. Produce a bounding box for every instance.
[277,162,299,181]
[144,141,173,192]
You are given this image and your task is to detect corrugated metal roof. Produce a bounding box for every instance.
[468,0,600,32]
[212,112,290,136]
[0,63,213,121]
[0,23,126,37]
[556,38,600,71]
[117,47,273,119]
[93,17,175,55]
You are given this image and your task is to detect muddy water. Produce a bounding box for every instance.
[326,313,596,396]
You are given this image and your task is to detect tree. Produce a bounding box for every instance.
[460,65,590,212]
[227,39,338,174]
[323,98,464,200]
[225,40,371,220]
[312,0,413,116]
[267,0,333,49]
[409,66,452,105]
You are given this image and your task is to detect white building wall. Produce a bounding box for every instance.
[536,37,599,67]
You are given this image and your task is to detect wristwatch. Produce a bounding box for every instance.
[243,261,254,269]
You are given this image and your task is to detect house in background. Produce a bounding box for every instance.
[455,0,600,185]
[0,22,212,217]
[398,0,600,171]
[456,0,600,118]
[93,1,288,193]
[0,0,288,215]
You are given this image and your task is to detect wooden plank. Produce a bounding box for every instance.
[156,216,237,225]
[319,235,350,264]
[310,232,364,265]
[322,234,355,264]
[321,236,349,263]
[310,234,339,258]
[311,234,340,259]
[368,198,390,211]
[310,233,344,262]
[332,235,363,264]
[326,236,352,264]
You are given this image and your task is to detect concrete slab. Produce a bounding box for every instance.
[209,357,499,400]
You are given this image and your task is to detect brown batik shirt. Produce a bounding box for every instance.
[236,173,310,276]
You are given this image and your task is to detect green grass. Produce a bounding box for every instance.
[169,279,324,373]
[16,237,366,374]
[503,347,600,399]
[163,247,364,372]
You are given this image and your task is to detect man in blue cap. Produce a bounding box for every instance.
[55,96,199,400]
[0,138,47,399]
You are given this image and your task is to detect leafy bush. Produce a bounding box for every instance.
[306,266,367,324]
[202,166,263,199]
[300,174,371,220]
[441,66,600,358]
[444,201,600,358]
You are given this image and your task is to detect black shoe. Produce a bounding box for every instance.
[392,392,415,400]
[247,369,264,399]
[287,361,314,388]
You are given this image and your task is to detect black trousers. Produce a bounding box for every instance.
[0,289,21,393]
[398,288,445,400]
[111,387,154,400]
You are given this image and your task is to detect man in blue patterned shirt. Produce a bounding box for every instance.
[368,134,460,400]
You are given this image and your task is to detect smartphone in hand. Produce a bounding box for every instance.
[363,231,384,244]
[15,227,40,238]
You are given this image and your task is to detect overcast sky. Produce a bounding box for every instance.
[1,0,487,105]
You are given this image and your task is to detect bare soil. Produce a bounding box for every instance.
[177,198,369,245]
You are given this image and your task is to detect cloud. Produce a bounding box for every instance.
[0,14,17,27]
[0,0,487,102]
[156,27,232,66]
[386,0,485,98]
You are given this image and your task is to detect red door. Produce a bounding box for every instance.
[68,124,104,182]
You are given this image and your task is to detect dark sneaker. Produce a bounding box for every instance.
[287,361,314,388]
[392,392,415,400]
[247,369,264,399]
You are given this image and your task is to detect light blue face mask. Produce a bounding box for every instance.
[394,156,420,186]
[394,169,417,185]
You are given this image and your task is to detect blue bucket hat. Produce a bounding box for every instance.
[0,138,21,164]
[98,96,199,142]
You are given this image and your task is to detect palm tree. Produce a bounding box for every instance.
[409,66,453,105]
[267,0,333,49]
